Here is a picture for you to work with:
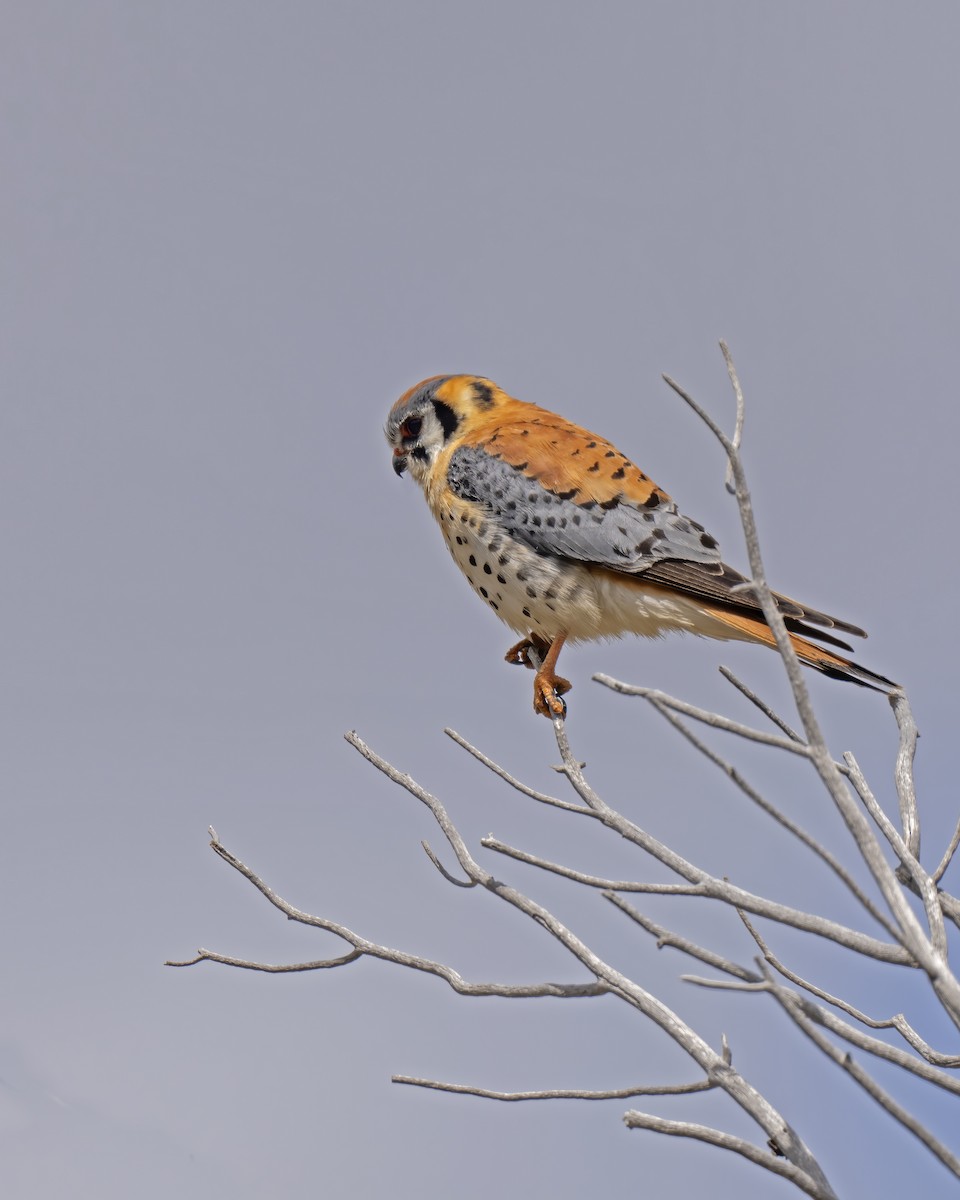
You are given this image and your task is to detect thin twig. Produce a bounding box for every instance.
[593,676,813,758]
[718,665,803,742]
[444,727,596,816]
[605,894,760,982]
[720,339,746,495]
[933,817,960,885]
[421,839,476,887]
[392,1075,718,1101]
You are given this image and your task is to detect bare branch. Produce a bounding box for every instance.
[765,971,960,1178]
[165,948,362,972]
[718,665,803,742]
[482,837,706,895]
[681,976,769,992]
[343,729,835,1188]
[892,691,921,858]
[649,698,898,938]
[933,816,960,886]
[444,727,596,816]
[592,676,813,759]
[844,752,947,959]
[172,830,608,999]
[539,723,913,964]
[392,1075,718,1101]
[605,893,759,982]
[623,1111,833,1200]
[662,357,960,1029]
[421,839,476,887]
[740,915,960,1076]
[720,338,745,495]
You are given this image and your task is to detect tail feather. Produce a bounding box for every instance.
[703,607,898,693]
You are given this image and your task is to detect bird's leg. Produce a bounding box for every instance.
[532,632,571,718]
[504,633,552,670]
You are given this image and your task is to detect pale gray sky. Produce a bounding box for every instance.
[3,3,958,1197]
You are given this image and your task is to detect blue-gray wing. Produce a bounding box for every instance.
[447,444,722,573]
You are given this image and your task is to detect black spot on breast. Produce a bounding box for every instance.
[469,554,477,567]
[516,568,529,581]
[498,554,510,566]
[546,516,556,527]
[490,600,499,610]
[505,500,517,511]
[497,573,507,584]
[479,586,489,598]
[522,607,531,618]
[483,563,492,574]
[531,516,541,527]
[526,586,537,598]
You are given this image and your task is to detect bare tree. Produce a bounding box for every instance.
[169,348,960,1198]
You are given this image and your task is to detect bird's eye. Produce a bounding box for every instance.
[400,416,422,440]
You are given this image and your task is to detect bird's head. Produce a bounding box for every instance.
[386,375,507,485]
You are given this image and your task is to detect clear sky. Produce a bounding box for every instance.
[3,3,958,1197]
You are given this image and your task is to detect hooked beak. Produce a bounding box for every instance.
[392,448,407,477]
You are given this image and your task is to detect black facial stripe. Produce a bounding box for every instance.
[431,399,461,441]
[411,446,428,461]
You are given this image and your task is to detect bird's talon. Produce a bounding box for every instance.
[533,672,572,718]
[505,635,551,671]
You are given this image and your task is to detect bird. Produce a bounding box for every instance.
[386,374,896,717]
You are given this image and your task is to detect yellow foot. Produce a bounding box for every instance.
[533,670,572,718]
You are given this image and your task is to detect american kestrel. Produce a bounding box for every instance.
[386,375,895,717]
